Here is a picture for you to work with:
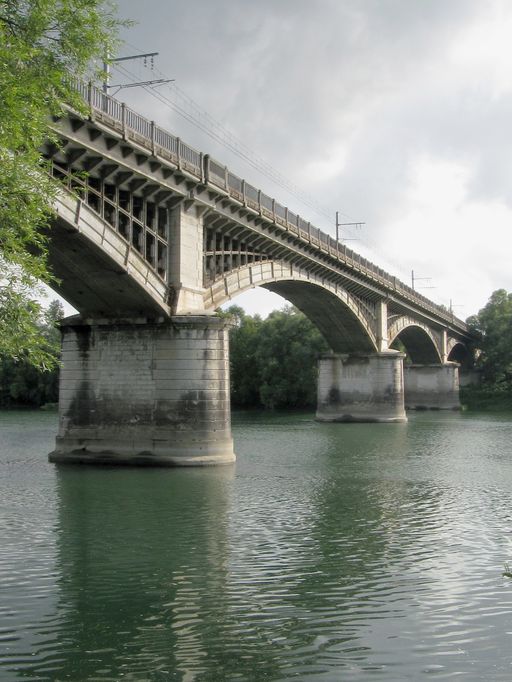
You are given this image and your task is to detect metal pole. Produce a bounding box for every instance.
[102,53,110,94]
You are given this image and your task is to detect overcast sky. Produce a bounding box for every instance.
[103,0,512,319]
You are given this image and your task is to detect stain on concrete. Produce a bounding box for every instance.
[155,391,208,428]
[66,380,95,427]
[74,325,91,359]
[327,386,341,404]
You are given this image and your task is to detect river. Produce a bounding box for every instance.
[1,409,512,681]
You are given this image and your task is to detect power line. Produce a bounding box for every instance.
[114,62,357,227]
[111,44,371,241]
[107,49,432,291]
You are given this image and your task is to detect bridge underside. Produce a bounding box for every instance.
[48,194,169,317]
[48,217,166,316]
[262,281,376,354]
[390,325,441,364]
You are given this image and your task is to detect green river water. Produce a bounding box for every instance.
[1,409,512,681]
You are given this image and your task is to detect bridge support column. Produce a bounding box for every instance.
[168,204,206,314]
[404,363,460,410]
[316,352,407,423]
[49,315,235,466]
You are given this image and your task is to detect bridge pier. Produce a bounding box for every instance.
[404,363,460,410]
[316,352,407,423]
[49,315,235,466]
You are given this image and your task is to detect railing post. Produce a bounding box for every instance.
[285,207,289,230]
[121,103,126,139]
[176,137,181,169]
[151,121,156,156]
[272,198,276,223]
[88,81,93,116]
[199,153,205,183]
[204,154,210,184]
[241,180,246,206]
[257,190,262,214]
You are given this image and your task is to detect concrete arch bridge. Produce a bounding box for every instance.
[44,84,474,466]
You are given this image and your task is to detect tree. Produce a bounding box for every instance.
[225,305,329,410]
[467,289,512,385]
[255,307,329,409]
[228,306,263,407]
[0,298,64,407]
[0,0,123,367]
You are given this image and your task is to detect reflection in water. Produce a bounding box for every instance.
[2,410,512,680]
[52,466,234,681]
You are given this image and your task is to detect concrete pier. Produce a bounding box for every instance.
[316,352,407,423]
[404,363,460,410]
[49,315,235,466]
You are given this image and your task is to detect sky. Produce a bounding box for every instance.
[73,0,512,320]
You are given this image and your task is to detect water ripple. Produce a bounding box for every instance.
[2,411,512,680]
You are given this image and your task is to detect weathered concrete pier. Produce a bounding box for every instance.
[316,352,407,423]
[404,363,461,411]
[44,84,474,465]
[49,316,234,466]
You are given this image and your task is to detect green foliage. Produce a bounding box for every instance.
[226,305,329,410]
[0,299,64,407]
[228,305,263,407]
[460,383,512,412]
[463,289,512,409]
[0,0,123,366]
[467,289,512,384]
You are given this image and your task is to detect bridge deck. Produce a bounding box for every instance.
[47,82,468,336]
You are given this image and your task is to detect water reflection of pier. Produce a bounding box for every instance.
[52,465,234,681]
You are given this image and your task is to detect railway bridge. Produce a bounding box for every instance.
[45,84,473,466]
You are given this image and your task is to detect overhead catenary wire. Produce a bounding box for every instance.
[108,54,440,299]
[113,62,355,225]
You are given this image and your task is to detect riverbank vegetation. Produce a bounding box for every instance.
[0,0,122,367]
[226,305,329,409]
[461,289,512,411]
[0,301,63,408]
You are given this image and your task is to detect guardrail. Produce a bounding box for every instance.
[72,82,467,332]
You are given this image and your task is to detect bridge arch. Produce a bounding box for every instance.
[388,316,442,364]
[447,339,470,367]
[49,190,169,316]
[204,261,378,353]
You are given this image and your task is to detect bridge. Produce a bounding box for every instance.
[44,83,473,466]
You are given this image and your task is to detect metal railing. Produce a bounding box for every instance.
[72,81,466,331]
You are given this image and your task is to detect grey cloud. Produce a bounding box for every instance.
[113,0,512,313]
